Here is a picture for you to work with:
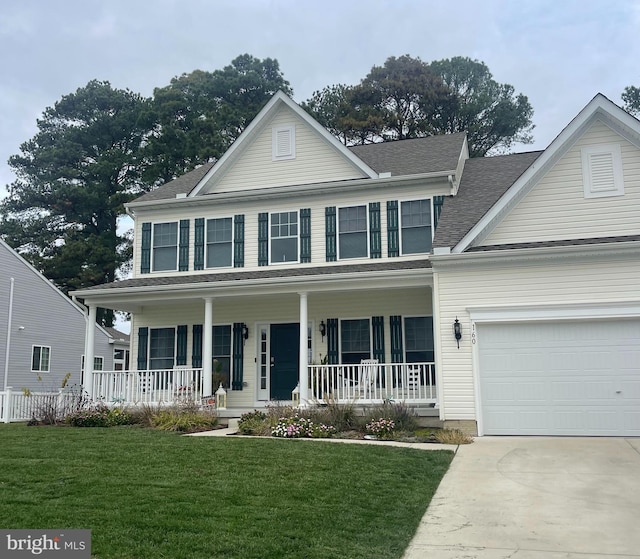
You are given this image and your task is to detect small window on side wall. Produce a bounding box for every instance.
[582,144,624,198]
[32,346,51,372]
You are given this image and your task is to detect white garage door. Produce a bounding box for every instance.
[478,319,640,436]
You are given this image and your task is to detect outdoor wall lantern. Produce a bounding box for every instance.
[319,320,326,340]
[216,383,227,410]
[242,323,249,341]
[453,317,462,349]
[292,383,300,407]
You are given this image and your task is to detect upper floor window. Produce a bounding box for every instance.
[271,211,298,263]
[31,346,50,372]
[340,318,371,364]
[152,222,178,272]
[401,199,432,254]
[149,327,175,370]
[207,217,233,268]
[339,205,368,259]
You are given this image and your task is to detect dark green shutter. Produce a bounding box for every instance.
[176,325,187,366]
[327,318,339,364]
[372,316,385,362]
[369,202,381,258]
[390,316,403,363]
[137,327,149,370]
[258,213,269,266]
[194,218,205,270]
[191,325,203,368]
[387,201,399,257]
[232,323,244,390]
[300,208,311,263]
[140,223,151,274]
[433,196,444,230]
[234,214,244,267]
[325,207,336,262]
[179,220,189,271]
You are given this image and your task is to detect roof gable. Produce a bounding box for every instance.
[190,91,378,196]
[451,94,640,253]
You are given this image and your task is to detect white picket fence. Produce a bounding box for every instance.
[0,388,82,423]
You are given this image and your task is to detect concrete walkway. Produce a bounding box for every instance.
[402,436,640,559]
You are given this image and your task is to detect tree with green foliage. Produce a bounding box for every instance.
[303,55,534,156]
[622,85,640,115]
[0,80,152,325]
[144,54,292,185]
[429,56,534,156]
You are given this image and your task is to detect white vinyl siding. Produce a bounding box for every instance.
[434,255,640,422]
[483,120,640,245]
[200,106,369,193]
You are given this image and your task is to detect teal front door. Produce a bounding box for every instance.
[270,323,300,400]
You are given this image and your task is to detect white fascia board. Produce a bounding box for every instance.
[188,91,378,198]
[431,239,640,269]
[468,301,640,322]
[453,94,640,254]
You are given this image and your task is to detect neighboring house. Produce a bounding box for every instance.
[0,239,122,392]
[73,92,640,437]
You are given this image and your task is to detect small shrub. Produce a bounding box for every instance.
[365,418,396,439]
[305,399,358,432]
[434,428,474,445]
[362,400,418,432]
[238,410,269,435]
[66,405,133,428]
[150,406,218,433]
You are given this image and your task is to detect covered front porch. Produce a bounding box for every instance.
[74,260,439,412]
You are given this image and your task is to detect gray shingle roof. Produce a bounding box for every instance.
[466,234,640,252]
[133,162,216,203]
[80,259,432,293]
[433,151,543,249]
[348,133,466,176]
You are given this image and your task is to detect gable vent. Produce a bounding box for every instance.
[273,125,295,160]
[581,143,623,198]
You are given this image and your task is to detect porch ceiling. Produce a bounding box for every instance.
[72,260,433,312]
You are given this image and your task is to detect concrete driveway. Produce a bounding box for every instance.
[403,437,640,559]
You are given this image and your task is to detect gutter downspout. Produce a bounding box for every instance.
[4,278,14,391]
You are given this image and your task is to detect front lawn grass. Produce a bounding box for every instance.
[0,424,453,559]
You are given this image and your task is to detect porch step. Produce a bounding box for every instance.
[227,418,240,431]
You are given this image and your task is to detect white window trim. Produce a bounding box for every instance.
[337,204,370,260]
[205,216,234,269]
[269,210,300,265]
[151,221,179,272]
[31,345,51,373]
[398,197,434,256]
[82,355,104,371]
[272,125,296,161]
[581,143,624,198]
[148,326,177,370]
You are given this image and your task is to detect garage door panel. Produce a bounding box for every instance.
[478,319,640,436]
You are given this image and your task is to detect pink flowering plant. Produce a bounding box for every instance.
[271,414,336,439]
[365,418,396,439]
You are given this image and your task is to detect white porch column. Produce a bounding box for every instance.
[84,304,97,398]
[298,292,309,405]
[203,297,213,397]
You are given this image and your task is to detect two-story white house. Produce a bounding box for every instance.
[73,92,640,437]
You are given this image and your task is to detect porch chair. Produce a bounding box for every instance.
[358,359,379,397]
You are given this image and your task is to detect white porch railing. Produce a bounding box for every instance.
[92,368,205,405]
[309,362,437,404]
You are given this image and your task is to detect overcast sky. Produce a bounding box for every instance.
[1,0,639,194]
